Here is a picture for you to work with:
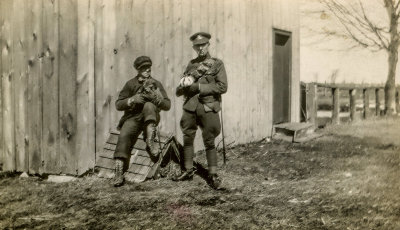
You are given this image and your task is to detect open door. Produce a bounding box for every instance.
[273,29,292,124]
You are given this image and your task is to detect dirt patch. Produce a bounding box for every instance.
[1,117,399,229]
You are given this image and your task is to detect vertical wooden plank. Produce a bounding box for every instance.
[101,0,116,145]
[131,0,145,59]
[349,89,357,122]
[110,0,122,129]
[88,0,95,169]
[215,0,224,58]
[237,0,247,141]
[228,0,240,142]
[76,0,96,174]
[222,0,234,144]
[114,0,134,129]
[172,0,183,140]
[1,0,15,171]
[160,0,176,135]
[182,0,193,64]
[214,0,224,147]
[375,88,381,116]
[292,0,301,123]
[94,0,105,153]
[265,0,274,137]
[42,0,60,174]
[149,0,164,101]
[13,0,29,172]
[208,0,217,56]
[175,0,192,145]
[25,0,43,174]
[363,88,370,119]
[59,0,78,175]
[246,0,256,140]
[191,0,201,33]
[144,0,154,55]
[0,0,3,170]
[332,88,340,124]
[254,0,264,137]
[199,0,208,32]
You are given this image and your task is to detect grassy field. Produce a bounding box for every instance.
[1,117,399,229]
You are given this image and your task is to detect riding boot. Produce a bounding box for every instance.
[113,158,125,187]
[208,173,222,190]
[145,122,160,160]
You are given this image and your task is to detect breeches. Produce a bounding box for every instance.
[180,103,221,173]
[114,102,159,159]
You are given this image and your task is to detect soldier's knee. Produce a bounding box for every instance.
[204,139,216,150]
[183,133,196,146]
[143,102,157,110]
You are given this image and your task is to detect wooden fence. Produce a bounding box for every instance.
[301,82,400,127]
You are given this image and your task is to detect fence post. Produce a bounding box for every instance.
[349,89,357,122]
[332,87,340,124]
[375,88,381,116]
[396,87,400,114]
[363,88,370,119]
[306,83,318,127]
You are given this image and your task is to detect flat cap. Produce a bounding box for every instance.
[190,32,211,45]
[133,56,152,70]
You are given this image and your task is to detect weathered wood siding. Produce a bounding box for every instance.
[0,0,299,174]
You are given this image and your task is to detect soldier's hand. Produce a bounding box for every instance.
[128,94,145,106]
[187,82,200,94]
[151,89,164,106]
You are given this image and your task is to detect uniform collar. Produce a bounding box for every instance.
[135,75,152,84]
[196,53,211,62]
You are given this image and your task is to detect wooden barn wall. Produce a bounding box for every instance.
[93,0,300,153]
[0,0,299,174]
[0,0,96,174]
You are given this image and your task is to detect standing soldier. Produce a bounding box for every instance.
[113,56,171,187]
[173,32,228,189]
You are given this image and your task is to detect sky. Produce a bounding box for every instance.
[300,0,400,84]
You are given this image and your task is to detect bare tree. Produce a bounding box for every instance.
[330,69,339,83]
[320,0,398,114]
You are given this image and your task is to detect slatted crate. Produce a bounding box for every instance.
[95,130,182,182]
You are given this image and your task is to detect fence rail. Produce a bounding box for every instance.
[301,82,400,127]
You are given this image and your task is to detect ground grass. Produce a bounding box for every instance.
[1,117,399,229]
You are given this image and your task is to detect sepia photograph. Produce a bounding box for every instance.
[0,0,399,229]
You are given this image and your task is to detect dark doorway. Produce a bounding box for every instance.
[273,29,292,124]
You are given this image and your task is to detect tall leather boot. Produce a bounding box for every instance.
[113,158,125,187]
[145,122,160,160]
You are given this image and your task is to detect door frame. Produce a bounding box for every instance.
[272,28,292,124]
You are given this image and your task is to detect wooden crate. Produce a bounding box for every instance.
[95,130,182,182]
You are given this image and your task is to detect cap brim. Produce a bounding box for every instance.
[137,62,152,70]
[192,38,209,45]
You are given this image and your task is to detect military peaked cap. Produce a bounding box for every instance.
[134,56,152,70]
[190,32,211,45]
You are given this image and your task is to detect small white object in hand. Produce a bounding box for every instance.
[180,75,195,87]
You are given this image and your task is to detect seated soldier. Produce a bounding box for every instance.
[113,56,171,187]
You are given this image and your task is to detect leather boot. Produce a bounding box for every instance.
[113,158,125,187]
[145,122,160,160]
[208,174,222,190]
[172,170,194,181]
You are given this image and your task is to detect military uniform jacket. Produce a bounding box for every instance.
[116,76,171,129]
[176,54,228,112]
